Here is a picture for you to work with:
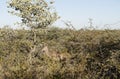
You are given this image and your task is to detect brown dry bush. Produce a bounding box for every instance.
[0,27,120,79]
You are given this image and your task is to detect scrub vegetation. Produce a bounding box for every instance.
[0,0,120,79]
[0,27,120,79]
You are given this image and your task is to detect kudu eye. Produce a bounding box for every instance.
[42,50,45,53]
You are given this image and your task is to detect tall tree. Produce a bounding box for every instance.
[8,0,59,29]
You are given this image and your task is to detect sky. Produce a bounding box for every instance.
[0,0,120,29]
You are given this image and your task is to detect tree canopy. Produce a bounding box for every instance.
[8,0,59,29]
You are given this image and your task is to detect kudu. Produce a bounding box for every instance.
[41,46,71,61]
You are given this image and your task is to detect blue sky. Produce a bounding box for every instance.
[0,0,120,29]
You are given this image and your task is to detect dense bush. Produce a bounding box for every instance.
[0,27,120,79]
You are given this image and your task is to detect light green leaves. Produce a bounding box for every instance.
[8,0,59,29]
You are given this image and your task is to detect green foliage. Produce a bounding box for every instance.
[8,0,59,29]
[0,27,120,79]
